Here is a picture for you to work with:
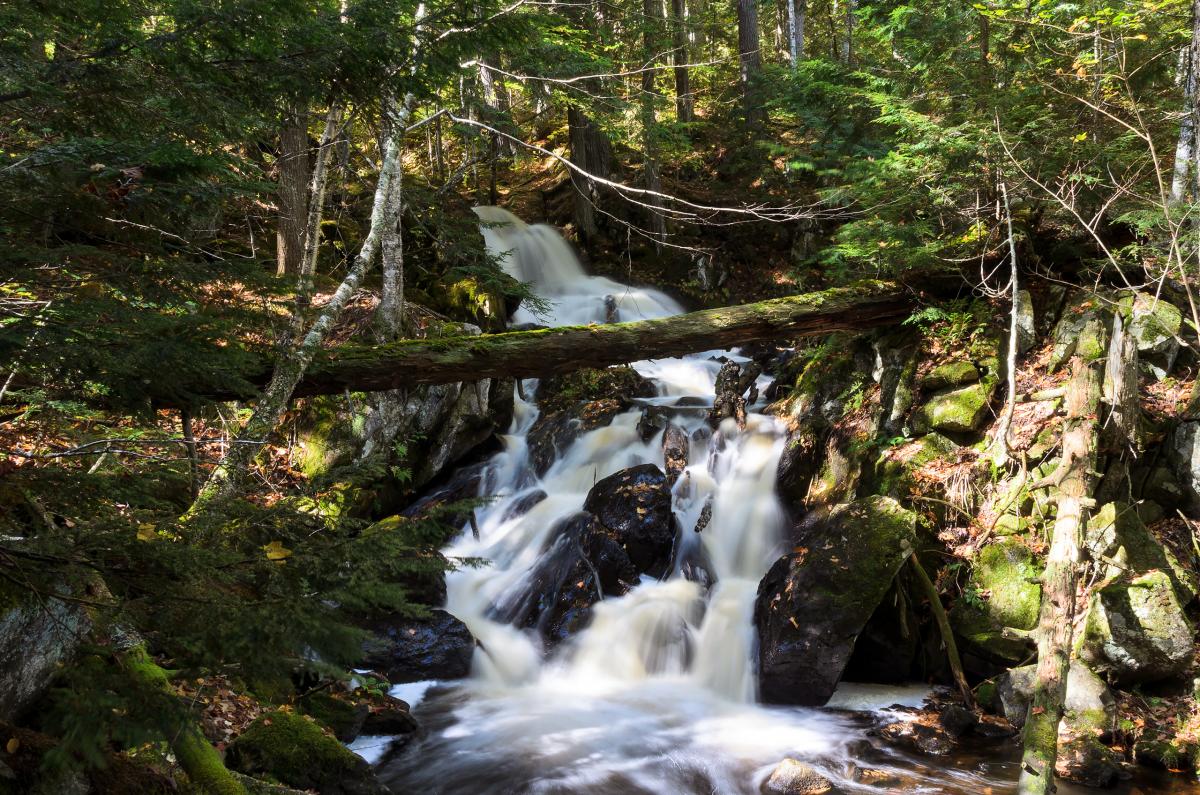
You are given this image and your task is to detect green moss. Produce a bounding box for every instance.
[1076,570,1192,684]
[298,691,366,743]
[912,377,997,435]
[951,539,1043,662]
[227,711,377,794]
[1086,502,1197,603]
[919,360,979,391]
[537,366,652,413]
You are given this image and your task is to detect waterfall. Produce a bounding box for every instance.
[380,209,940,795]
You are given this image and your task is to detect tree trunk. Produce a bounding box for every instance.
[671,0,694,122]
[185,111,406,517]
[642,0,667,248]
[567,105,614,240]
[737,0,763,128]
[1103,311,1141,453]
[1171,0,1200,206]
[841,0,855,65]
[1018,349,1105,795]
[787,0,806,65]
[242,281,910,398]
[276,109,310,277]
[290,103,344,341]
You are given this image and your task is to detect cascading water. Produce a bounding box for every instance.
[377,210,1018,794]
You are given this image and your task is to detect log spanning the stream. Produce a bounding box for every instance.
[280,280,912,397]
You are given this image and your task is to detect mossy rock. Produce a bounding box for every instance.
[436,275,516,332]
[298,690,369,743]
[226,711,386,795]
[1076,570,1193,685]
[1086,502,1198,604]
[295,395,368,480]
[911,378,997,435]
[951,539,1043,662]
[1123,292,1183,379]
[868,432,959,500]
[1048,293,1109,372]
[919,360,979,391]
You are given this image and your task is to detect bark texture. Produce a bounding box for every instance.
[1018,350,1104,795]
[276,109,310,277]
[737,0,763,127]
[567,105,614,240]
[671,0,693,121]
[1171,0,1200,205]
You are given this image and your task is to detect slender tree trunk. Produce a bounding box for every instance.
[378,94,416,341]
[1018,350,1105,795]
[642,0,667,248]
[1171,0,1200,205]
[993,182,1020,463]
[290,103,344,341]
[185,116,405,518]
[841,0,855,65]
[787,0,806,65]
[671,0,693,122]
[1103,311,1141,453]
[276,108,310,277]
[738,0,763,128]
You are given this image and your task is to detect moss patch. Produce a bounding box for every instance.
[912,378,997,435]
[951,539,1043,662]
[226,711,383,795]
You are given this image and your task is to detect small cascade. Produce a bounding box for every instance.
[382,209,986,794]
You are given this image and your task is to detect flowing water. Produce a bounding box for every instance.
[378,209,1193,795]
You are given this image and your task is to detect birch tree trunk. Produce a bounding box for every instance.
[276,108,310,277]
[290,103,344,341]
[841,0,855,65]
[1018,348,1105,795]
[1171,0,1200,205]
[185,120,405,518]
[787,0,806,65]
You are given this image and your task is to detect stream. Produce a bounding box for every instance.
[373,209,1195,795]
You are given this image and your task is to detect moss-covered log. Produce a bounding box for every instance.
[225,280,909,399]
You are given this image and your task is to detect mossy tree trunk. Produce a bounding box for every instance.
[191,280,911,400]
[1018,347,1105,795]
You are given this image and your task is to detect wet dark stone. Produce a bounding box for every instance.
[637,406,669,443]
[938,704,978,739]
[501,489,547,522]
[662,423,690,486]
[361,695,419,735]
[678,538,717,592]
[876,720,954,756]
[583,464,677,576]
[487,512,636,645]
[359,609,475,684]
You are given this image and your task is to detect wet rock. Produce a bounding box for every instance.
[298,690,370,743]
[877,720,953,756]
[361,695,419,736]
[1076,570,1193,685]
[489,512,636,645]
[0,585,89,721]
[227,710,388,795]
[637,406,669,442]
[1057,735,1123,788]
[359,609,475,683]
[951,539,1042,664]
[500,489,547,523]
[911,378,996,435]
[662,423,690,486]
[761,758,833,794]
[919,360,979,391]
[938,704,978,739]
[997,660,1115,730]
[678,537,717,592]
[584,464,677,576]
[708,360,761,429]
[846,764,905,788]
[693,495,713,533]
[755,496,918,706]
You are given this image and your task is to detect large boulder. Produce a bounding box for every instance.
[755,496,918,706]
[951,539,1042,664]
[1085,502,1197,603]
[583,464,677,576]
[1125,292,1183,379]
[997,661,1115,730]
[359,609,475,683]
[1076,570,1193,685]
[227,710,387,795]
[487,512,636,644]
[1170,421,1200,515]
[760,758,833,794]
[1048,293,1110,372]
[0,586,89,721]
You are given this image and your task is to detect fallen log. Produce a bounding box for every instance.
[210,280,911,401]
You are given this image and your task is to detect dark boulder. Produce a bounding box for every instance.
[500,489,548,522]
[637,406,669,442]
[755,496,918,706]
[584,463,677,576]
[488,512,636,644]
[359,609,475,683]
